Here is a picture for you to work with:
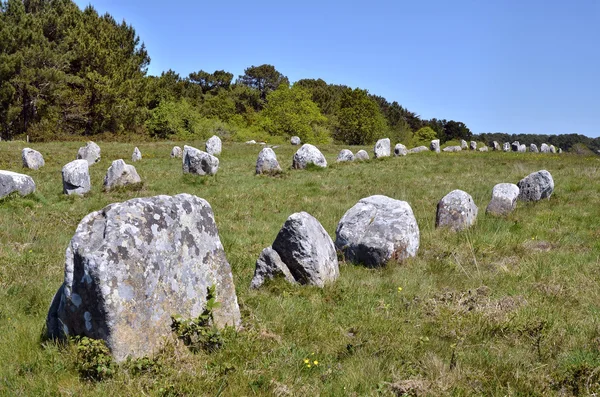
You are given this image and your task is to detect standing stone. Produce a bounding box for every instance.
[460,140,468,150]
[503,142,511,152]
[374,138,391,158]
[183,145,219,176]
[478,146,489,152]
[519,144,526,153]
[292,144,327,169]
[408,146,429,154]
[470,141,477,151]
[21,148,45,170]
[550,145,557,153]
[436,190,478,231]
[443,146,462,152]
[290,136,301,146]
[511,141,520,152]
[337,149,355,162]
[132,147,142,162]
[355,150,370,161]
[0,170,36,199]
[256,147,282,175]
[77,141,101,165]
[486,183,519,216]
[171,146,182,158]
[517,170,554,201]
[335,195,420,267]
[45,194,241,362]
[103,159,141,191]
[250,247,296,289]
[492,141,501,151]
[62,159,91,195]
[394,143,408,156]
[430,139,441,153]
[271,212,339,287]
[530,144,539,153]
[205,135,222,156]
[540,143,550,153]
[558,148,562,154]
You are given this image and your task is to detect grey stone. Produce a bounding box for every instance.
[374,138,391,158]
[250,247,296,289]
[517,170,554,201]
[478,146,489,152]
[530,144,539,153]
[511,141,520,152]
[436,190,478,231]
[77,141,101,165]
[0,170,36,199]
[443,145,462,152]
[272,212,339,287]
[470,141,477,150]
[519,144,526,153]
[355,150,370,161]
[103,160,141,191]
[170,146,182,158]
[430,139,441,153]
[540,143,550,153]
[493,141,501,151]
[335,195,420,267]
[46,194,241,362]
[337,149,354,162]
[256,147,281,175]
[205,135,222,156]
[503,142,511,152]
[292,144,327,169]
[290,136,301,146]
[394,143,408,156]
[245,140,256,145]
[486,183,519,216]
[550,145,557,153]
[558,148,562,154]
[183,145,219,176]
[408,146,429,154]
[62,159,91,195]
[132,147,142,162]
[22,148,45,170]
[460,140,468,150]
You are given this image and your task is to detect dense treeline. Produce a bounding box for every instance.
[475,133,600,153]
[0,0,596,151]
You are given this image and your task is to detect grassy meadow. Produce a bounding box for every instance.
[1,140,600,396]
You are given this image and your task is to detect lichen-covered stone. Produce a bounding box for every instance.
[486,183,519,216]
[519,144,526,153]
[430,139,440,153]
[493,141,501,151]
[103,160,141,191]
[62,159,91,195]
[205,135,222,156]
[337,149,354,162]
[77,141,101,165]
[355,150,370,161]
[511,141,520,152]
[408,146,429,154]
[530,144,539,153]
[517,170,554,201]
[540,143,550,153]
[478,146,489,152]
[256,148,281,175]
[22,148,45,170]
[335,195,420,267]
[503,142,510,152]
[245,140,257,145]
[0,170,36,199]
[374,138,391,158]
[183,145,219,176]
[460,140,468,150]
[290,136,301,146]
[45,194,241,361]
[470,141,477,150]
[272,212,339,287]
[132,147,142,162]
[250,247,296,289]
[292,144,327,169]
[436,190,478,231]
[394,143,408,156]
[443,146,462,152]
[550,145,557,153]
[171,146,182,158]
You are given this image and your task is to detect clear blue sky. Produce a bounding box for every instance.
[74,0,599,136]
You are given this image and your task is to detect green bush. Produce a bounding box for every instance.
[75,337,115,381]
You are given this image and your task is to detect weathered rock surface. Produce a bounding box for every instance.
[517,170,554,201]
[335,195,420,267]
[170,146,182,158]
[558,148,562,154]
[519,144,526,153]
[436,190,478,231]
[540,143,550,153]
[486,183,519,216]
[493,141,501,151]
[205,135,222,156]
[503,142,511,152]
[530,144,539,153]
[245,140,256,145]
[337,149,354,162]
[256,147,282,175]
[550,145,557,153]
[103,160,141,191]
[290,136,301,145]
[374,138,391,158]
[250,247,296,289]
[183,145,219,176]
[46,194,241,361]
[478,146,489,152]
[0,170,36,199]
[511,141,520,152]
[22,148,45,170]
[292,144,327,169]
[430,139,441,153]
[355,150,370,161]
[460,140,468,150]
[408,146,429,154]
[62,159,91,195]
[132,147,142,162]
[470,141,477,150]
[271,212,339,287]
[394,143,408,156]
[443,146,462,152]
[77,141,101,165]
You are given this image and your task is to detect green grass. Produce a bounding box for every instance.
[1,140,599,396]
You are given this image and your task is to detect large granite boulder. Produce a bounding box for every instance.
[511,141,520,152]
[62,159,91,195]
[517,170,554,201]
[170,146,182,158]
[408,146,429,154]
[530,144,539,153]
[0,170,36,199]
[45,194,241,361]
[290,136,301,146]
[103,160,141,191]
[443,145,462,152]
[22,148,45,170]
[256,147,282,175]
[183,145,219,176]
[430,139,441,153]
[436,190,478,231]
[250,247,296,289]
[77,141,101,165]
[460,140,468,150]
[337,149,355,162]
[519,144,526,153]
[486,183,519,216]
[292,144,327,169]
[132,147,142,162]
[550,145,557,153]
[271,212,339,287]
[470,141,477,150]
[492,141,501,151]
[355,150,370,161]
[478,146,489,152]
[205,135,222,156]
[335,195,420,267]
[374,138,391,158]
[394,143,408,156]
[540,143,550,153]
[503,142,511,152]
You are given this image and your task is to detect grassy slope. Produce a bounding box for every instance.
[0,141,599,396]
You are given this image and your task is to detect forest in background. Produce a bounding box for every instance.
[1,0,598,151]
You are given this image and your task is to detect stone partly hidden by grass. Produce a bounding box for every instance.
[0,140,599,396]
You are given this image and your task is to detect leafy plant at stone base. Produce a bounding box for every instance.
[74,336,115,381]
[171,285,224,353]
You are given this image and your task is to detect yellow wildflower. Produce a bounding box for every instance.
[304,358,309,364]
[313,360,318,365]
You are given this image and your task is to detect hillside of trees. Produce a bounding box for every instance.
[1,0,597,150]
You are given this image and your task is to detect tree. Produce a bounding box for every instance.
[333,88,388,145]
[443,120,472,141]
[237,64,289,103]
[414,126,437,143]
[189,69,233,94]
